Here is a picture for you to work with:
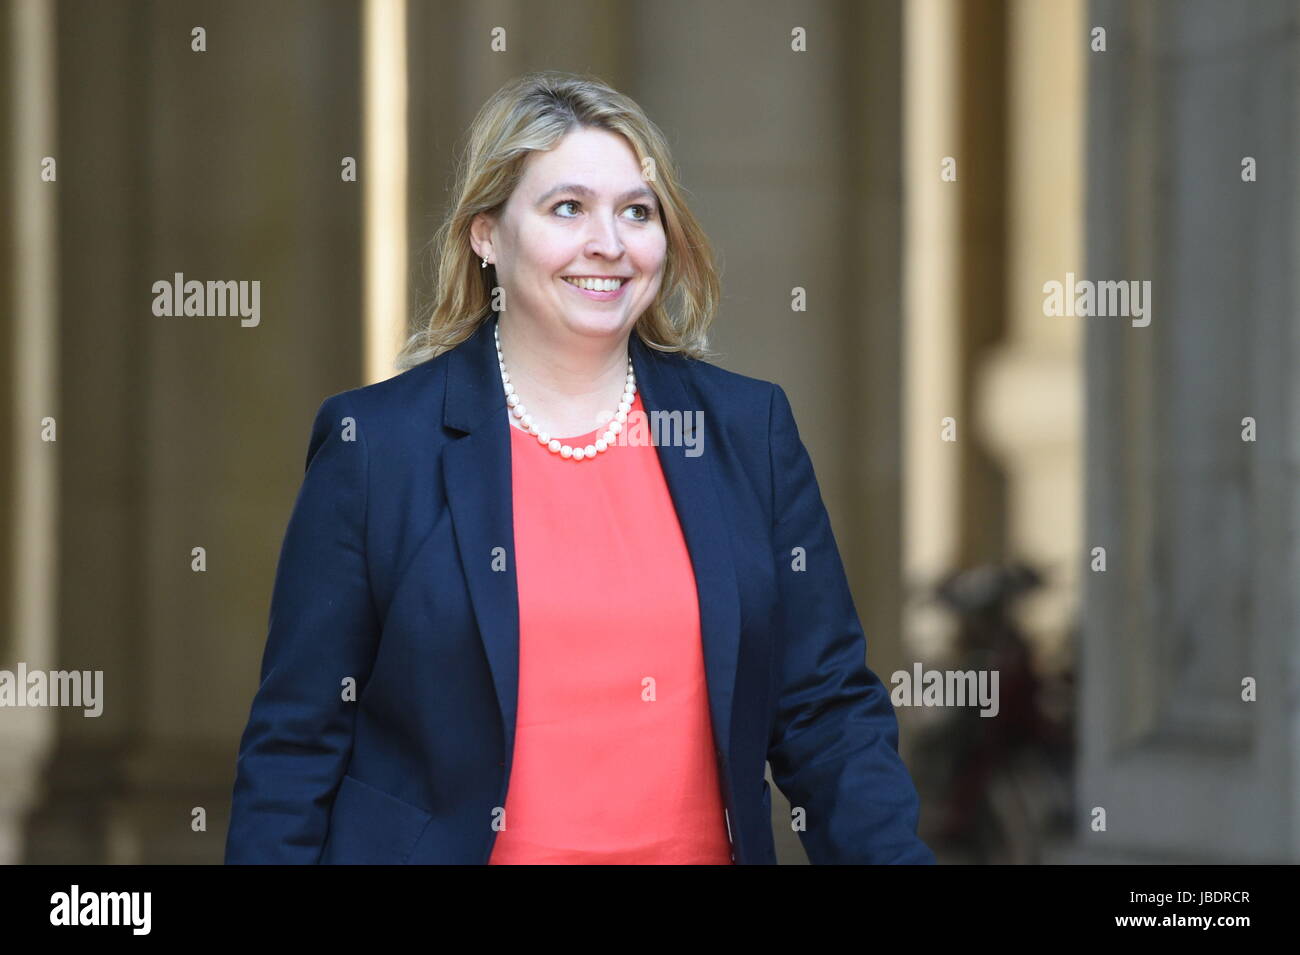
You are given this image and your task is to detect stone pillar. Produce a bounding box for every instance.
[975,0,1085,677]
[1,0,60,866]
[21,0,363,863]
[902,0,963,668]
[1069,0,1299,863]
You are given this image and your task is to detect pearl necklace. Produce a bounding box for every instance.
[495,323,637,461]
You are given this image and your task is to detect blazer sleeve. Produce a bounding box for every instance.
[225,393,381,864]
[765,383,935,864]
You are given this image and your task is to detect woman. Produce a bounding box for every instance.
[225,71,934,865]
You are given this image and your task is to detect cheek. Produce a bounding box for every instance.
[519,222,578,276]
[630,230,668,273]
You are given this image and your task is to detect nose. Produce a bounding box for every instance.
[583,210,625,260]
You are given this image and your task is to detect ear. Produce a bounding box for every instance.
[469,211,495,260]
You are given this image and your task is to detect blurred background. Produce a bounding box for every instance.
[2,0,1296,864]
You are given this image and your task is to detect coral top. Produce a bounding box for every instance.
[487,391,735,865]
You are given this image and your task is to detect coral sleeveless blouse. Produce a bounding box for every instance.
[487,391,735,864]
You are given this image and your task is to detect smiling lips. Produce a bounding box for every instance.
[562,275,629,292]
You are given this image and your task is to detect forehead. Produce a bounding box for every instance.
[519,126,644,190]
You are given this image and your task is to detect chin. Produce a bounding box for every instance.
[561,312,634,337]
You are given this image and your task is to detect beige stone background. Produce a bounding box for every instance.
[3,0,1297,864]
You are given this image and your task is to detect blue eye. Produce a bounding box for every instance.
[552,199,655,221]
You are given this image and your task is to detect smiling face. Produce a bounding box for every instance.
[473,125,667,343]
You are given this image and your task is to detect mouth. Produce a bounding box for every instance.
[561,275,630,291]
[560,275,631,300]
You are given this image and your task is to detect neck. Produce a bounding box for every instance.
[496,313,632,437]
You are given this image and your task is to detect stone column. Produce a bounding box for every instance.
[975,0,1085,678]
[1068,0,1299,863]
[22,0,363,863]
[1,0,60,866]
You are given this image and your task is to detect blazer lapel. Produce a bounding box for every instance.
[628,331,742,763]
[441,314,742,773]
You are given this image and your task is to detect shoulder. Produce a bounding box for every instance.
[318,355,446,421]
[300,353,451,466]
[666,351,790,439]
[664,346,779,409]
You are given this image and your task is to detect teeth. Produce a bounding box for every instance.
[563,276,625,292]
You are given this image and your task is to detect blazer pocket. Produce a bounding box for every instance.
[321,773,433,864]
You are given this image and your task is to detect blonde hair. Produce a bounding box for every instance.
[395,70,722,370]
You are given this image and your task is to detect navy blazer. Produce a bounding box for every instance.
[225,314,935,864]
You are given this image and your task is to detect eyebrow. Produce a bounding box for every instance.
[536,182,659,208]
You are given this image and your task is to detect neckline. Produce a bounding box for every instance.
[508,392,642,446]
